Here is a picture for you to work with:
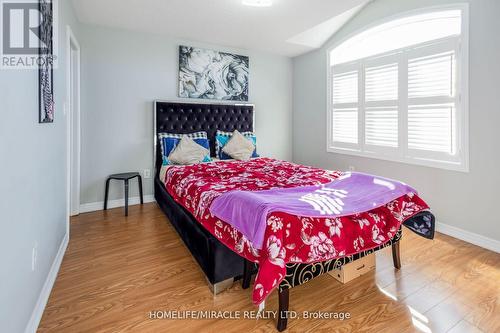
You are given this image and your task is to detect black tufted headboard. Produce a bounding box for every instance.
[154,101,254,175]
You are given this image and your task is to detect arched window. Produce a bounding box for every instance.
[327,6,469,172]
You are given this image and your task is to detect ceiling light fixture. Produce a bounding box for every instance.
[242,0,273,7]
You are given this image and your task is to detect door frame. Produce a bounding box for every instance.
[65,25,81,233]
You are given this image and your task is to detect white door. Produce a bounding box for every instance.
[68,28,81,217]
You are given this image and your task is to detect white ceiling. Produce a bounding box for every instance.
[71,0,369,57]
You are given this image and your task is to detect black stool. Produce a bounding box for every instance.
[104,172,143,216]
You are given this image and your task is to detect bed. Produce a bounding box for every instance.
[153,101,435,331]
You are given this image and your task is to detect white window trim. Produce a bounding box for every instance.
[326,4,469,173]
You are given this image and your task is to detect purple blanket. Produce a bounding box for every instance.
[209,172,417,249]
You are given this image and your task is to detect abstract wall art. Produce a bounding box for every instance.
[178,46,249,101]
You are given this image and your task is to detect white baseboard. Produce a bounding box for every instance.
[79,195,155,213]
[25,232,69,333]
[436,222,500,253]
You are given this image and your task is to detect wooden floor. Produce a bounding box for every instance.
[39,203,500,333]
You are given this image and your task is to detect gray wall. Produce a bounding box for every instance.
[79,25,293,205]
[0,1,80,331]
[292,0,500,242]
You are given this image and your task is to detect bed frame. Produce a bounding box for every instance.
[153,100,435,331]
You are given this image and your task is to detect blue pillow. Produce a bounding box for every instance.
[158,132,211,165]
[215,130,258,160]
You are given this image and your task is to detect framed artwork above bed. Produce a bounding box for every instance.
[178,45,249,101]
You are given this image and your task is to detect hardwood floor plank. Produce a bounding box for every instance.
[448,319,484,333]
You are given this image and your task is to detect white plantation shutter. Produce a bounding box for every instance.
[365,106,399,147]
[332,70,359,145]
[408,52,455,98]
[365,63,398,147]
[333,71,358,104]
[365,64,398,101]
[408,104,454,153]
[332,108,358,144]
[407,49,457,155]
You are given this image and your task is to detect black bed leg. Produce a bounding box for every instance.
[277,288,289,332]
[242,259,253,289]
[392,241,401,269]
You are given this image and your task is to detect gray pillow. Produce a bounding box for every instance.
[222,130,255,160]
[168,136,210,165]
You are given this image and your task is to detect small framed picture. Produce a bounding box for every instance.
[39,0,54,123]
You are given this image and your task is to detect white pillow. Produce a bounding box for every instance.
[222,130,255,160]
[168,136,210,165]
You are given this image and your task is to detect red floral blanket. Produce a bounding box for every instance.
[162,158,428,305]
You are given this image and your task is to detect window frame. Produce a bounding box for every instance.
[326,4,469,172]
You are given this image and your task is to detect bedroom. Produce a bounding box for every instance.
[0,0,499,332]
